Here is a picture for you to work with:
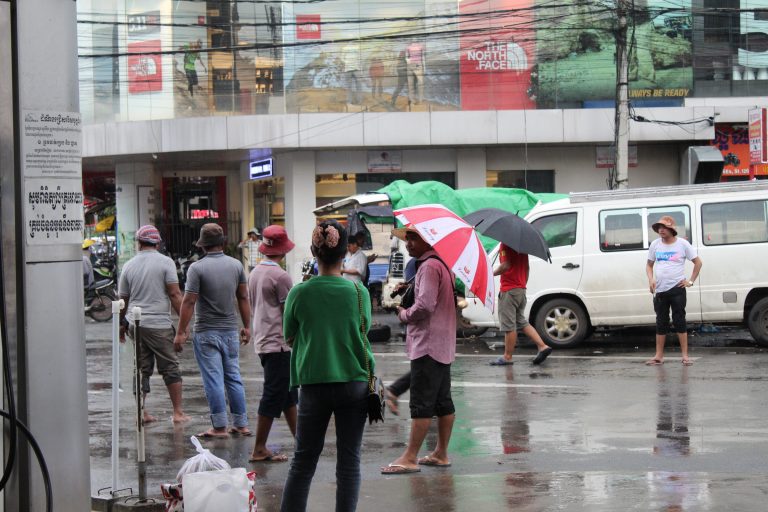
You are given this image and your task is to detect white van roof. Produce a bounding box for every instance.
[569,181,768,204]
[313,193,390,215]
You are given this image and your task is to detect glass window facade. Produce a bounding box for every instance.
[77,0,768,123]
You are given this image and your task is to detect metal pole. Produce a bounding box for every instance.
[615,0,630,190]
[111,299,125,494]
[133,306,147,500]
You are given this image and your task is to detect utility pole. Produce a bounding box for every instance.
[613,0,630,190]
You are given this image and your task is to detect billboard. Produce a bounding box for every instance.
[749,108,768,165]
[460,0,536,110]
[532,0,692,108]
[127,40,162,94]
[712,124,768,177]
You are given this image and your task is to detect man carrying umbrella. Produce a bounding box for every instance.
[382,226,457,474]
[490,244,553,366]
[462,208,553,366]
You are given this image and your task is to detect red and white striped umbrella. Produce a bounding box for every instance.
[394,204,495,311]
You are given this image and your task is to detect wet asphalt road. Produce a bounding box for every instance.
[86,315,768,511]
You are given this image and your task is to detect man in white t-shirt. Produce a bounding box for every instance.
[341,237,367,284]
[239,228,262,271]
[645,216,703,366]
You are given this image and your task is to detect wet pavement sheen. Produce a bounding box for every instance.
[86,318,768,511]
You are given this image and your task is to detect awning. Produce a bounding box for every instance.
[680,146,724,184]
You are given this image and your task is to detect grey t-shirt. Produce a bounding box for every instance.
[342,250,367,283]
[119,250,178,329]
[647,237,697,294]
[185,252,246,332]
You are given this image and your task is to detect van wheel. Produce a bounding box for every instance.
[534,298,589,348]
[747,297,768,347]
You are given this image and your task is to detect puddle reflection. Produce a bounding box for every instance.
[648,366,711,510]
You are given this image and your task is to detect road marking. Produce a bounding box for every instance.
[373,353,699,361]
[178,376,570,389]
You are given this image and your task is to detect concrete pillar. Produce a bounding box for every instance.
[457,148,487,189]
[9,0,90,511]
[282,152,316,283]
[115,162,155,263]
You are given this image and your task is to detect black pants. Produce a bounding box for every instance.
[654,286,687,334]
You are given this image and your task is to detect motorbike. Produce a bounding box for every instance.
[84,278,117,322]
[175,245,203,290]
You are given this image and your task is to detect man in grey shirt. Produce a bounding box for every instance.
[174,223,252,438]
[119,225,189,424]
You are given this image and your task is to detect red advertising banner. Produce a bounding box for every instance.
[460,0,535,110]
[711,124,768,177]
[749,108,768,164]
[297,15,321,40]
[127,40,162,94]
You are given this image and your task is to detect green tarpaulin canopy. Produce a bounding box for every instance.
[377,180,567,252]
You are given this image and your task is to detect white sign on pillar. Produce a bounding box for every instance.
[21,110,84,246]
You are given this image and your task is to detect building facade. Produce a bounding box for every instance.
[78,0,768,279]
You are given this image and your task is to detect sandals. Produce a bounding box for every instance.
[644,358,664,366]
[681,357,694,366]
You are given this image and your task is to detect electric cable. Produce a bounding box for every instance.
[0,411,52,512]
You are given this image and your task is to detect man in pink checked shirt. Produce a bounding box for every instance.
[382,227,457,475]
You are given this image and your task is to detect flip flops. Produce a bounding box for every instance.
[644,359,664,366]
[196,429,229,439]
[381,463,421,475]
[417,456,451,467]
[249,453,288,463]
[532,347,553,365]
[682,358,694,366]
[489,357,513,366]
[228,427,254,437]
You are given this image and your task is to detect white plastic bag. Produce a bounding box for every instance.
[183,468,250,512]
[176,436,231,484]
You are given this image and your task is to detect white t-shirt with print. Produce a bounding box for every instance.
[647,237,697,294]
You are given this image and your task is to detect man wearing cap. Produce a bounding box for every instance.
[174,223,252,438]
[247,225,297,462]
[383,227,457,474]
[645,215,703,366]
[239,228,262,272]
[119,225,189,424]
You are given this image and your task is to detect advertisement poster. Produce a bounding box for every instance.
[749,108,767,165]
[460,0,536,110]
[25,179,84,245]
[712,124,768,177]
[128,40,163,94]
[283,0,459,113]
[532,0,692,108]
[22,110,82,178]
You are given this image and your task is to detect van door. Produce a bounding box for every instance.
[696,197,768,321]
[527,210,583,303]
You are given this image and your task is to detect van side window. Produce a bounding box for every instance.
[531,213,577,248]
[600,209,643,251]
[702,199,768,245]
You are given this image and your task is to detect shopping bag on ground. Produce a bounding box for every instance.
[160,472,258,512]
[176,435,231,484]
[183,468,250,512]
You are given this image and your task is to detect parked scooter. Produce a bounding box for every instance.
[84,278,117,322]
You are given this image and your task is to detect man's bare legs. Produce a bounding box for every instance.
[168,381,190,423]
[647,334,667,365]
[419,414,455,466]
[678,332,692,365]
[502,330,518,362]
[384,414,455,471]
[250,405,297,462]
[384,417,431,470]
[522,325,550,352]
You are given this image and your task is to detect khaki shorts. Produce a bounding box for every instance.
[498,289,529,332]
[129,326,181,393]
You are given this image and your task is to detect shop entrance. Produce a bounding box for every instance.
[160,176,238,257]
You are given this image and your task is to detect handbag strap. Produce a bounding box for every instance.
[354,282,374,393]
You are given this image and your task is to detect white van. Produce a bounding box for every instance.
[461,181,768,348]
